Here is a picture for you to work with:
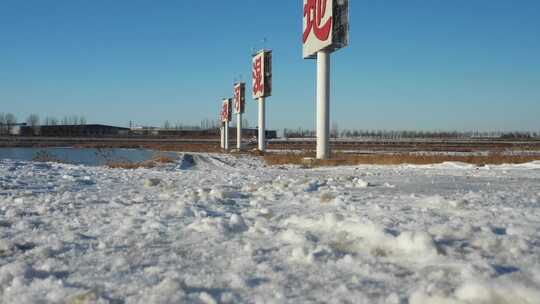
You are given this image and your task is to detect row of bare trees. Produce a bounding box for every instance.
[1,113,88,135]
[158,118,251,130]
[42,115,87,126]
[283,126,540,140]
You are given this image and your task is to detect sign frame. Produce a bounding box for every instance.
[221,98,232,122]
[302,0,349,59]
[234,82,246,114]
[252,50,272,99]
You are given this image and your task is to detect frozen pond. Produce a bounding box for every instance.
[0,147,178,166]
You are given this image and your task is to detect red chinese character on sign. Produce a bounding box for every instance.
[222,102,229,121]
[252,56,264,96]
[303,0,333,43]
[234,85,241,112]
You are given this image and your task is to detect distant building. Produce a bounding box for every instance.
[20,124,129,137]
[129,126,161,136]
[4,123,27,135]
[130,127,277,139]
[18,124,277,139]
[9,124,24,135]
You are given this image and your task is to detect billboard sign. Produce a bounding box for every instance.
[221,98,232,122]
[234,82,246,114]
[303,0,349,59]
[252,50,272,99]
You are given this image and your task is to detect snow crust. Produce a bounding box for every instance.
[1,155,540,303]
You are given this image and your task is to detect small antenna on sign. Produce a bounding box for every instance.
[233,75,243,85]
[251,38,269,55]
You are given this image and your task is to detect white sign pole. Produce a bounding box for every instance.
[303,0,348,159]
[258,97,266,151]
[237,112,242,150]
[220,126,224,149]
[224,121,229,150]
[316,50,330,159]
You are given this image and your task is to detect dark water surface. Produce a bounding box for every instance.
[0,148,178,166]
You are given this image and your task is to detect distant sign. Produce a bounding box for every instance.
[252,50,272,99]
[234,82,246,114]
[303,0,349,59]
[221,98,232,122]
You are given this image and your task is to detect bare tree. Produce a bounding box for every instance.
[44,116,60,126]
[163,120,171,130]
[242,118,250,129]
[26,114,40,136]
[26,114,40,126]
[0,113,5,135]
[79,116,86,125]
[0,113,17,135]
[68,115,78,125]
[331,123,339,139]
[5,113,16,124]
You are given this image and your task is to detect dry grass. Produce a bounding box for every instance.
[71,142,222,153]
[106,162,153,169]
[150,155,176,164]
[107,153,177,169]
[264,152,540,167]
[155,143,222,153]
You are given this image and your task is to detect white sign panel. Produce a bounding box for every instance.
[234,83,246,114]
[221,99,232,122]
[252,52,266,99]
[303,0,333,59]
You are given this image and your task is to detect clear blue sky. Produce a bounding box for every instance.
[1,0,539,131]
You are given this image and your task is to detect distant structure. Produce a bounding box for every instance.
[17,124,277,139]
[131,127,276,139]
[20,124,129,137]
[5,123,27,135]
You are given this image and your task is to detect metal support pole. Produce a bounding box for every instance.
[316,50,330,159]
[237,113,242,150]
[224,121,229,150]
[220,126,224,149]
[258,97,266,151]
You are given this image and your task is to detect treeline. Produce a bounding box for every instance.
[0,112,87,135]
[158,118,251,130]
[283,127,540,140]
[42,115,87,126]
[3,111,539,139]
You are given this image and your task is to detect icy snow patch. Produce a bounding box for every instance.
[411,277,540,304]
[1,155,540,303]
[284,213,439,262]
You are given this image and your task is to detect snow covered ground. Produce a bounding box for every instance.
[1,153,540,304]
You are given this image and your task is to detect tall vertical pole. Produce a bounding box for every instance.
[316,50,330,159]
[258,97,266,151]
[224,121,229,150]
[237,113,242,150]
[220,126,224,149]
